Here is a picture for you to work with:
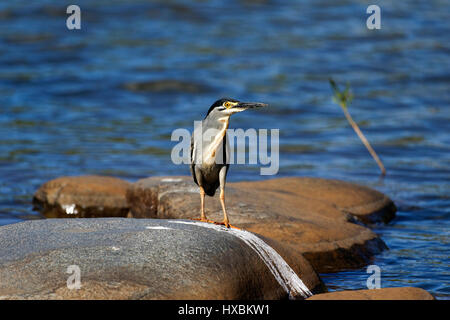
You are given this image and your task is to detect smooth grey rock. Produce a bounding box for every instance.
[0,218,324,300]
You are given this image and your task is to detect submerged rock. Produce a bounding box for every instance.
[123,79,211,93]
[306,287,434,300]
[127,176,396,272]
[0,218,324,300]
[33,176,131,218]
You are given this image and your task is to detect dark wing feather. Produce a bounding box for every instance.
[190,135,198,186]
[223,133,230,175]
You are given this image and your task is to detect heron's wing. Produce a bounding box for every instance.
[190,135,198,186]
[223,132,231,165]
[223,133,230,173]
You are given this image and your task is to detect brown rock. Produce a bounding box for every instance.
[33,176,131,218]
[126,176,396,272]
[307,287,435,300]
[260,177,396,224]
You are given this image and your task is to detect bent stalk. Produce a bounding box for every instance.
[329,78,386,176]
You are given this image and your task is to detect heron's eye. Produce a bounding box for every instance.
[224,102,232,108]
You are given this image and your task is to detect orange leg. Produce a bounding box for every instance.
[219,187,230,228]
[200,186,207,221]
[192,187,213,223]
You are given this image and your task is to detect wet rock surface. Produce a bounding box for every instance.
[0,218,323,300]
[307,287,435,300]
[33,176,131,218]
[127,176,396,272]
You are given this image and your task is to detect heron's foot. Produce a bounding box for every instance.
[214,220,228,228]
[192,217,215,224]
[213,220,240,230]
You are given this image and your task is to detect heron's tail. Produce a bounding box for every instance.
[204,186,217,197]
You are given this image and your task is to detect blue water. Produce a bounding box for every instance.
[0,1,448,299]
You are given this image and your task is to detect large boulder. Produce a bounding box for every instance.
[306,287,435,300]
[126,176,396,272]
[33,176,131,218]
[0,218,324,300]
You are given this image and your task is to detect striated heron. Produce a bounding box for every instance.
[190,98,267,228]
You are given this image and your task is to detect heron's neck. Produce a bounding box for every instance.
[209,115,229,148]
[217,115,230,131]
[203,116,229,164]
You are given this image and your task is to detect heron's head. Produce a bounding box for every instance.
[205,98,267,119]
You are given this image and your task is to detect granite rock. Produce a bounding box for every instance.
[0,218,324,300]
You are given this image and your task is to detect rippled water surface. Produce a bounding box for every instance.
[0,1,448,298]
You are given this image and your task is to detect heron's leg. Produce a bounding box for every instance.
[199,186,207,221]
[218,166,230,228]
[219,187,230,228]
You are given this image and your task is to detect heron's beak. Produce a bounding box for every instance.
[229,102,268,113]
